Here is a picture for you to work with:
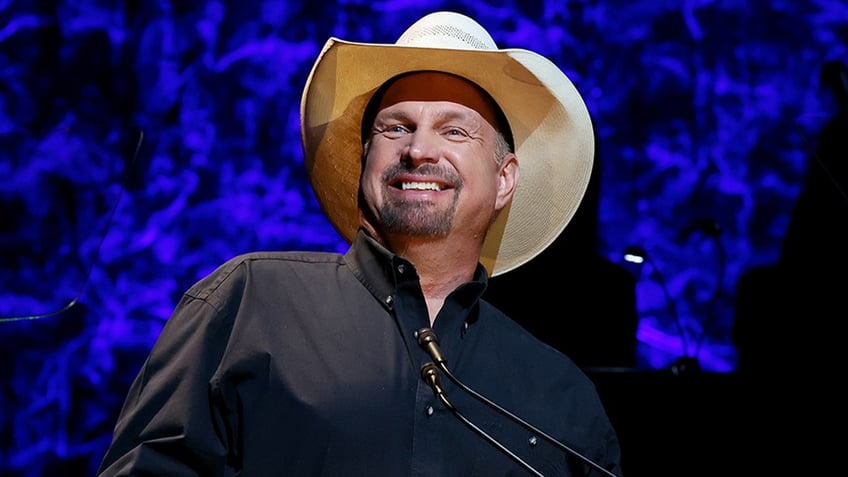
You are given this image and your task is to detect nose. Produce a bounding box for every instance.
[403,130,440,165]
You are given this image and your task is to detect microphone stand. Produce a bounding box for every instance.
[417,327,618,477]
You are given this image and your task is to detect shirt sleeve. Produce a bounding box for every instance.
[96,295,238,476]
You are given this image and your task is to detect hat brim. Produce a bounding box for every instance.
[301,38,594,277]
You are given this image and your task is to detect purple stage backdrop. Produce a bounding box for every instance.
[1,1,846,476]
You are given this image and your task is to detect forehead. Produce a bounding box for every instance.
[375,72,501,129]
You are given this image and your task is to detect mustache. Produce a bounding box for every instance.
[381,163,462,186]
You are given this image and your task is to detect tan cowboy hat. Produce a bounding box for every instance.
[301,11,594,277]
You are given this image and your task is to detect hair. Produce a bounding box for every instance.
[492,131,511,166]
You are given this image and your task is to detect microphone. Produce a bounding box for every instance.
[416,327,618,477]
[421,361,448,398]
[420,362,544,477]
[417,327,448,365]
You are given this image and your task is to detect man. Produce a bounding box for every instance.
[97,11,623,476]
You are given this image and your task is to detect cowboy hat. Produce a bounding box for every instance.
[301,11,594,277]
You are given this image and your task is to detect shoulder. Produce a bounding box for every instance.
[476,300,617,436]
[184,250,345,308]
[224,250,346,273]
[477,299,593,385]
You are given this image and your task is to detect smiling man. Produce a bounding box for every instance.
[97,11,623,477]
[358,71,519,322]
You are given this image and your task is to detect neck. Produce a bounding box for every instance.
[393,235,480,287]
[367,228,482,324]
[409,241,478,325]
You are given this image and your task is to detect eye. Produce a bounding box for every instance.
[374,123,411,139]
[444,127,469,139]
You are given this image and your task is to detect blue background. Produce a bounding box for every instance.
[1,0,846,475]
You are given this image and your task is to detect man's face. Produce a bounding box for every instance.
[359,72,516,241]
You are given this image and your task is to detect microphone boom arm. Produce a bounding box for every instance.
[421,363,544,477]
[417,328,618,477]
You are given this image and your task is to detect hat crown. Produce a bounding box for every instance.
[395,11,498,51]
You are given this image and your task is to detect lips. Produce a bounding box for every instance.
[384,165,459,192]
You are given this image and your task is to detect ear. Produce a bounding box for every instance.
[495,153,519,211]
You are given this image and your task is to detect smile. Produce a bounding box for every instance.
[400,181,443,191]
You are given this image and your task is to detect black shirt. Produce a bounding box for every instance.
[97,230,622,476]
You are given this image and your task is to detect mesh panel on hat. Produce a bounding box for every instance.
[400,25,493,50]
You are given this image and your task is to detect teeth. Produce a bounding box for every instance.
[401,181,441,191]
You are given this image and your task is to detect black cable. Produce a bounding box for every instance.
[624,246,689,360]
[0,130,144,323]
[691,229,726,363]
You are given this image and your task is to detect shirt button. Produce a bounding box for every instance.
[528,435,538,447]
[425,405,434,416]
[397,263,406,274]
[385,295,394,308]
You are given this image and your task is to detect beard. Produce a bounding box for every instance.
[379,196,457,236]
[378,163,462,237]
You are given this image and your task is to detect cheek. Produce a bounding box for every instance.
[359,159,384,204]
[462,162,499,191]
[468,168,503,209]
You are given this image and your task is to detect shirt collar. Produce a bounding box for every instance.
[344,229,490,315]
